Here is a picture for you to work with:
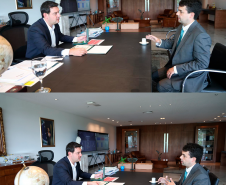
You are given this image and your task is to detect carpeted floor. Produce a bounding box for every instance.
[151,50,169,72]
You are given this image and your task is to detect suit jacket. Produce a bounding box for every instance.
[26,18,74,59]
[175,163,210,185]
[52,156,92,185]
[159,21,211,92]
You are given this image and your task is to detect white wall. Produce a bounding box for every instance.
[216,0,226,9]
[0,95,116,163]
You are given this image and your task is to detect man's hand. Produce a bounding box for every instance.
[167,67,175,79]
[94,173,103,179]
[146,34,161,44]
[87,181,100,185]
[165,178,175,185]
[157,176,169,184]
[69,48,87,56]
[77,36,87,42]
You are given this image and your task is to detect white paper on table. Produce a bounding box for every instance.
[87,45,113,54]
[0,83,16,92]
[45,56,64,61]
[107,182,125,185]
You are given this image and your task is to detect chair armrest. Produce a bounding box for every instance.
[182,69,226,92]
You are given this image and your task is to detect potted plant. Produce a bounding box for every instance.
[138,9,144,20]
[118,157,127,170]
[156,150,162,161]
[102,17,111,31]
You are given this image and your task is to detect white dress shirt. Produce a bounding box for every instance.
[185,163,195,178]
[156,20,195,74]
[67,157,95,185]
[43,19,77,56]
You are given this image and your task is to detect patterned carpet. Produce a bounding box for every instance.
[151,50,169,72]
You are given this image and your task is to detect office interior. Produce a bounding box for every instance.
[0,93,226,184]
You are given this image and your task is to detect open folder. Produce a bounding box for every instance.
[74,45,113,54]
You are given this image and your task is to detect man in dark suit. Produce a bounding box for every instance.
[146,0,211,92]
[52,142,102,185]
[157,143,210,185]
[26,1,87,59]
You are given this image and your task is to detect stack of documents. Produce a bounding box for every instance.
[95,166,119,176]
[77,27,104,38]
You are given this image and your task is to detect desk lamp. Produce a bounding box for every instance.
[112,17,123,31]
[127,158,138,170]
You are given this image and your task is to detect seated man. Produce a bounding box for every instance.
[26,1,87,59]
[52,142,102,185]
[146,0,211,92]
[158,143,210,185]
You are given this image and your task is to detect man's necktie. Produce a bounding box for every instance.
[177,28,184,47]
[182,170,188,184]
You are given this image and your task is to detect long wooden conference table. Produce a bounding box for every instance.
[26,32,152,92]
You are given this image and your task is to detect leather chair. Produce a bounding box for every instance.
[182,43,226,92]
[31,150,56,185]
[111,11,129,22]
[157,9,173,23]
[209,172,219,185]
[203,166,210,174]
[162,13,180,28]
[0,11,30,65]
[131,151,146,163]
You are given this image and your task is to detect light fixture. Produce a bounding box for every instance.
[171,122,172,123]
[86,101,101,106]
[169,104,171,105]
[140,106,141,108]
[117,121,119,123]
[160,118,165,119]
[222,113,225,115]
[141,121,143,122]
[112,120,114,121]
[160,123,161,124]
[219,120,221,121]
[217,116,220,117]
[159,105,161,106]
[203,121,205,122]
[55,99,58,101]
[149,105,151,107]
[130,124,132,125]
[120,125,122,126]
[143,111,153,114]
[155,123,156,124]
[214,118,217,119]
[107,118,110,119]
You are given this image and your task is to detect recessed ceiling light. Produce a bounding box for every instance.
[117,121,119,123]
[214,118,217,119]
[143,111,153,114]
[160,118,165,119]
[86,101,101,106]
[160,123,161,124]
[222,113,225,115]
[141,121,143,122]
[217,116,220,117]
[219,120,221,121]
[198,129,200,130]
[120,125,122,126]
[107,118,110,119]
[165,122,166,124]
[169,104,171,105]
[140,106,141,108]
[112,120,114,121]
[149,105,151,107]
[159,105,161,106]
[171,122,172,123]
[203,121,205,122]
[130,124,132,125]
[55,99,58,101]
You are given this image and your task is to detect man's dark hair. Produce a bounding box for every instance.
[66,142,82,156]
[182,143,203,163]
[40,1,58,18]
[179,0,202,20]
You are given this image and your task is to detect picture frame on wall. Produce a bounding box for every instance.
[16,0,32,9]
[40,117,55,147]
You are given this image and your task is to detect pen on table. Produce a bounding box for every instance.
[48,62,60,71]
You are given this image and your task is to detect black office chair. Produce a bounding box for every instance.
[31,150,56,185]
[209,172,219,185]
[0,11,30,65]
[203,166,210,174]
[182,43,226,92]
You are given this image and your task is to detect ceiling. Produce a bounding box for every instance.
[4,93,226,126]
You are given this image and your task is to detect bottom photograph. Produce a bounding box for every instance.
[0,93,226,185]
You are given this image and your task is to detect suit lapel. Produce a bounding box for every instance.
[174,21,198,57]
[183,163,199,185]
[65,157,73,178]
[39,18,52,46]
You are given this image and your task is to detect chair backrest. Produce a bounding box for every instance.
[203,166,210,174]
[0,11,30,61]
[209,43,226,89]
[31,150,56,185]
[209,172,219,185]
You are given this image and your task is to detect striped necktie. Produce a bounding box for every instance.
[182,170,188,184]
[177,28,184,47]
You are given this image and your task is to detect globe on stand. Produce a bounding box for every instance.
[0,36,13,76]
[14,165,49,185]
[127,158,138,170]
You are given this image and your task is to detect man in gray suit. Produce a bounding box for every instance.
[147,0,211,92]
[157,143,210,185]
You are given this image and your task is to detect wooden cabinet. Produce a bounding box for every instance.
[0,161,34,185]
[195,126,218,162]
[86,13,104,25]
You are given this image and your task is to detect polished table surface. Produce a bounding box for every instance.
[108,170,162,185]
[27,32,152,92]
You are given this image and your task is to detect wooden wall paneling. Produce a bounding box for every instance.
[133,0,145,19]
[166,124,182,161]
[122,0,135,19]
[153,125,166,159]
[116,127,122,152]
[148,125,156,160]
[140,126,150,157]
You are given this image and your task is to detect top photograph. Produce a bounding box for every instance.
[0,0,225,93]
